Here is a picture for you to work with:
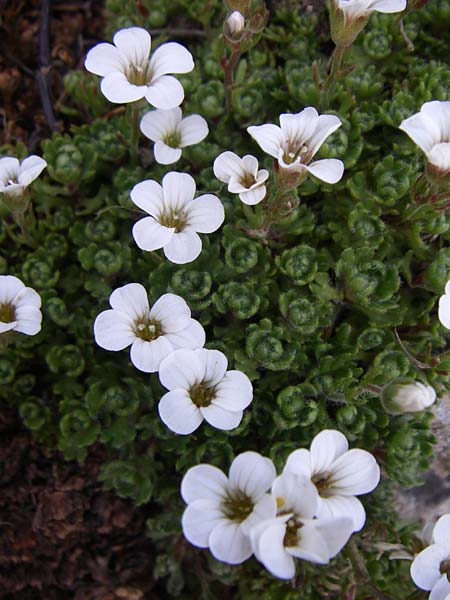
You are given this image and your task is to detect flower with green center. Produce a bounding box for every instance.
[84,27,194,107]
[181,451,277,564]
[249,472,354,579]
[247,108,344,184]
[283,429,380,532]
[130,172,225,264]
[93,283,205,373]
[158,347,253,434]
[411,514,450,599]
[140,107,208,165]
[0,275,42,336]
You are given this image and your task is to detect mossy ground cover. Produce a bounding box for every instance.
[1,0,450,597]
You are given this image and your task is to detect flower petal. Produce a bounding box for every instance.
[200,404,243,430]
[241,154,259,178]
[186,194,224,233]
[329,448,380,495]
[145,75,185,109]
[162,171,196,210]
[130,179,164,216]
[149,42,194,79]
[286,522,330,564]
[181,498,225,547]
[179,115,209,146]
[140,107,182,142]
[150,293,190,331]
[241,493,277,534]
[158,389,203,434]
[181,463,228,504]
[368,0,406,12]
[109,283,149,319]
[164,318,206,350]
[113,27,151,66]
[163,230,202,264]
[0,321,17,333]
[132,216,174,251]
[432,515,450,548]
[307,114,342,157]
[439,294,450,329]
[18,156,47,185]
[153,141,183,165]
[84,42,122,76]
[317,495,366,532]
[428,143,450,172]
[254,517,295,579]
[94,309,135,351]
[247,124,285,159]
[312,516,354,558]
[271,473,319,518]
[279,108,319,149]
[239,185,266,205]
[196,348,228,385]
[213,151,245,183]
[130,336,173,372]
[158,348,204,391]
[310,429,349,473]
[0,275,24,304]
[13,306,42,335]
[283,448,313,479]
[421,101,450,141]
[213,370,253,411]
[101,72,146,103]
[209,521,252,564]
[430,574,450,600]
[229,451,276,499]
[306,159,344,184]
[399,112,441,154]
[410,545,447,590]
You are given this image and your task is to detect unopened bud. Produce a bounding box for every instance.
[381,379,436,415]
[227,11,245,35]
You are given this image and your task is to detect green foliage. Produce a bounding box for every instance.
[2,0,450,597]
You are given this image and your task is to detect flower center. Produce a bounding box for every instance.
[222,489,254,522]
[440,559,450,576]
[240,173,257,188]
[283,517,303,548]
[133,317,162,341]
[188,381,216,407]
[163,132,182,149]
[312,471,335,497]
[282,141,311,166]
[125,62,150,85]
[0,303,15,323]
[158,207,188,232]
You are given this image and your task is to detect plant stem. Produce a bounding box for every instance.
[129,103,140,163]
[322,44,346,108]
[222,47,241,113]
[346,540,396,600]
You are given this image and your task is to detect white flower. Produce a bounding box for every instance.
[226,11,245,35]
[283,429,380,532]
[93,284,205,373]
[400,101,450,178]
[250,472,354,579]
[181,451,277,564]
[140,107,208,165]
[158,348,252,434]
[131,172,225,264]
[0,275,42,336]
[336,0,406,21]
[410,514,450,599]
[84,27,194,108]
[0,155,47,197]
[381,379,436,414]
[213,151,269,205]
[247,107,344,184]
[439,280,450,329]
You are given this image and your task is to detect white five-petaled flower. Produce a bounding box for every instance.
[250,472,354,579]
[131,172,225,264]
[181,452,277,564]
[84,27,194,107]
[0,275,42,336]
[335,0,407,21]
[93,284,205,373]
[439,280,450,329]
[158,348,253,434]
[213,151,269,205]
[381,379,436,414]
[247,107,344,184]
[410,514,450,600]
[400,101,450,178]
[140,107,208,165]
[0,155,47,197]
[283,429,380,532]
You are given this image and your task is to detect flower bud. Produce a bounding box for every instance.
[226,10,245,35]
[382,379,436,414]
